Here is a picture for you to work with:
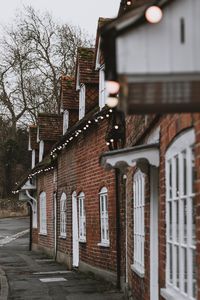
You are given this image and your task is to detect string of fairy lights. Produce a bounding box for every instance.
[12,108,114,194]
[50,108,113,158]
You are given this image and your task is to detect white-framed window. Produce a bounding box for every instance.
[79,84,85,120]
[165,129,196,299]
[132,169,145,276]
[39,192,47,235]
[60,193,67,238]
[32,200,37,229]
[99,67,106,109]
[39,140,44,162]
[78,192,86,242]
[63,110,69,134]
[99,187,109,246]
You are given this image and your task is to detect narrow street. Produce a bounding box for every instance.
[0,217,124,300]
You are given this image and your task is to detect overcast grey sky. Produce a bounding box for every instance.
[0,0,120,37]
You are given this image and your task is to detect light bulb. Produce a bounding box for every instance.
[106,81,120,94]
[145,6,163,24]
[106,97,119,108]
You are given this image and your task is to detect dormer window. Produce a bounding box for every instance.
[32,150,36,169]
[39,140,44,162]
[99,66,106,109]
[63,110,69,134]
[28,134,31,151]
[79,84,85,120]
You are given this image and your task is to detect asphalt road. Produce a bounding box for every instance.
[0,217,29,242]
[0,217,125,300]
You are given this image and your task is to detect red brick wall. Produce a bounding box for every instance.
[32,228,38,245]
[37,171,55,252]
[56,118,117,273]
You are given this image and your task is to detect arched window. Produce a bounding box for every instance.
[99,187,109,245]
[39,192,47,235]
[165,129,196,299]
[32,200,37,229]
[60,193,67,238]
[78,192,86,242]
[132,169,145,276]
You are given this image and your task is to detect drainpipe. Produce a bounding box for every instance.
[54,192,57,260]
[115,168,121,289]
[124,174,128,285]
[26,190,37,251]
[29,203,32,251]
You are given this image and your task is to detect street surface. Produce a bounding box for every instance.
[0,217,124,300]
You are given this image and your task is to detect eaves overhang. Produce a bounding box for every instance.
[100,0,174,81]
[100,143,159,172]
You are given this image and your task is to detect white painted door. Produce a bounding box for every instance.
[72,192,79,267]
[150,167,159,300]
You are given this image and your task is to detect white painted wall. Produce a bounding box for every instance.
[117,0,200,75]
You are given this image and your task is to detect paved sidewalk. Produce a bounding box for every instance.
[0,221,124,300]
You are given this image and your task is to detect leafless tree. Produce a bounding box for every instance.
[0,6,93,135]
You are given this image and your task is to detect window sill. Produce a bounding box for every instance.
[59,235,66,240]
[39,232,47,236]
[161,288,189,300]
[79,239,86,243]
[131,264,144,278]
[97,242,110,248]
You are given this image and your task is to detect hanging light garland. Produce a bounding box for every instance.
[50,108,113,157]
[12,108,116,195]
[126,0,132,6]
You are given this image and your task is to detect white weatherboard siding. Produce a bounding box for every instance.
[117,0,200,75]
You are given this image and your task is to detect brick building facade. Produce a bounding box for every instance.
[15,1,200,299]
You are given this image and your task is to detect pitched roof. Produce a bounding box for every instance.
[37,113,63,142]
[13,154,55,192]
[100,0,174,81]
[29,125,38,150]
[77,48,99,84]
[60,76,79,110]
[118,0,155,16]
